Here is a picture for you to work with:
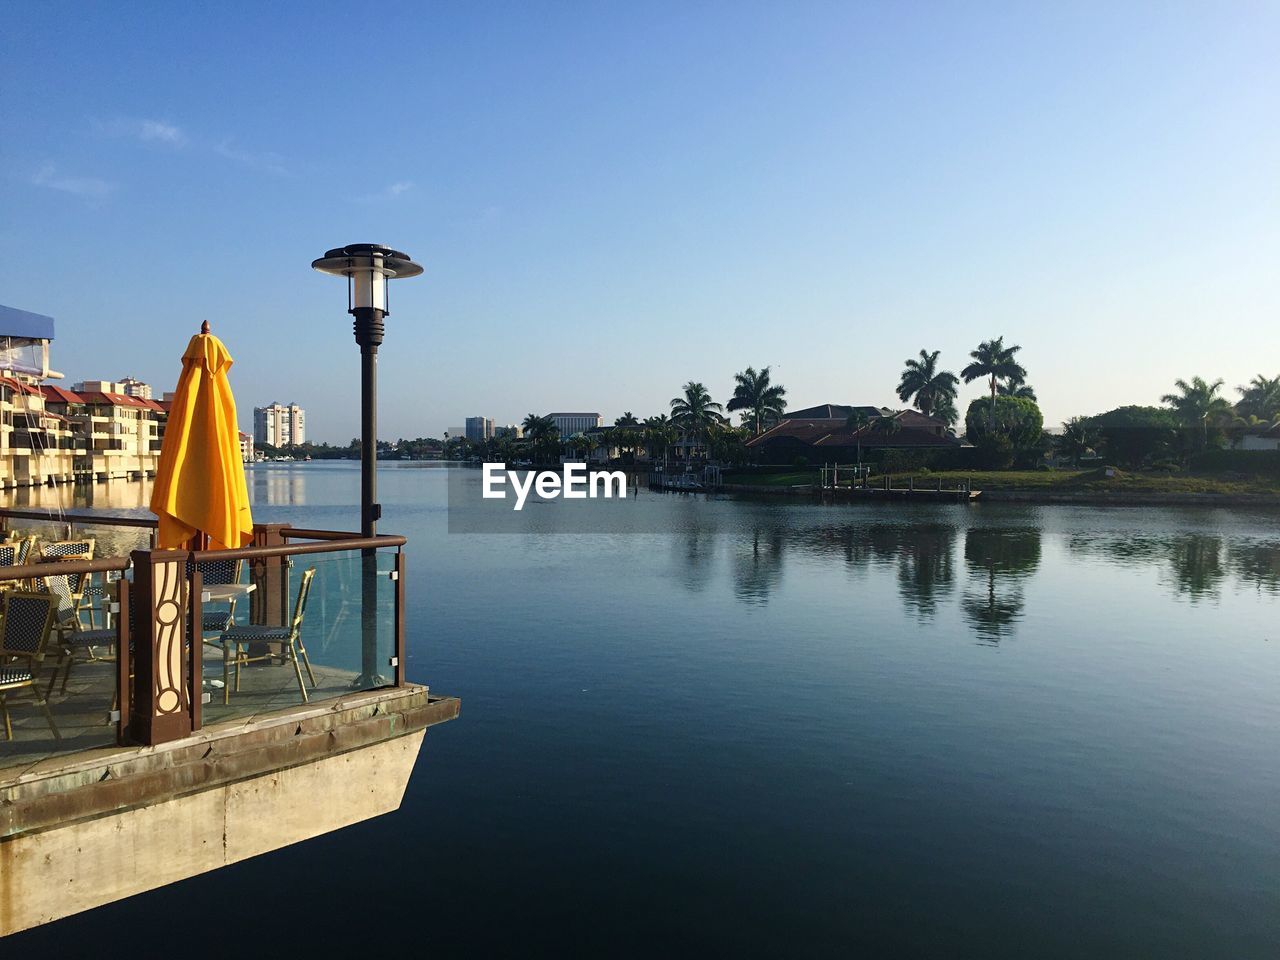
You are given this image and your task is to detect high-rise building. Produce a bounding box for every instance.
[117,377,152,399]
[254,402,306,447]
[494,424,522,440]
[465,416,495,441]
[548,412,603,436]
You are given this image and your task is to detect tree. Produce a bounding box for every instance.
[964,396,1043,467]
[961,337,1028,424]
[871,414,903,438]
[1086,406,1179,468]
[614,412,639,427]
[521,413,561,463]
[845,410,871,466]
[726,366,787,435]
[1237,374,1280,422]
[932,393,959,429]
[670,382,726,454]
[997,373,1037,401]
[644,414,677,462]
[1055,417,1100,466]
[896,349,958,419]
[1161,376,1232,451]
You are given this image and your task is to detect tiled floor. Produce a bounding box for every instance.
[0,648,361,781]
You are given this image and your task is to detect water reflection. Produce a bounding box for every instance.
[250,465,308,506]
[962,527,1042,642]
[730,525,785,604]
[1067,532,1280,602]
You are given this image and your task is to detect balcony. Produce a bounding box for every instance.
[0,509,457,934]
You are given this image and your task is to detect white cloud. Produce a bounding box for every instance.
[96,116,187,147]
[31,164,116,200]
[214,139,287,176]
[350,181,416,203]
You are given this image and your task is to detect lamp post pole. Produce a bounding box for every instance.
[312,244,423,688]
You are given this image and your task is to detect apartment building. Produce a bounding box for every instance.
[254,401,306,447]
[465,416,495,441]
[548,412,604,436]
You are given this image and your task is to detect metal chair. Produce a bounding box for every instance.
[38,539,95,604]
[43,574,116,699]
[0,592,60,741]
[212,567,317,704]
[187,557,245,635]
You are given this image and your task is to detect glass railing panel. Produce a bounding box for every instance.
[198,545,402,726]
[0,562,126,778]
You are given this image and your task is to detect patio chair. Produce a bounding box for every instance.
[8,535,35,566]
[186,557,245,635]
[0,592,61,741]
[79,568,124,629]
[38,539,95,603]
[211,567,317,704]
[43,574,117,699]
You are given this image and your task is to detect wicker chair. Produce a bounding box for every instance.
[44,574,117,698]
[211,567,317,704]
[0,592,60,741]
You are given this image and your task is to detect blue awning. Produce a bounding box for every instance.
[0,304,54,341]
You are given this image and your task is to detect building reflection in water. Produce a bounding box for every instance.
[961,527,1042,643]
[251,466,307,506]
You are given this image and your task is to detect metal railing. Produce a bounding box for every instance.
[0,509,409,755]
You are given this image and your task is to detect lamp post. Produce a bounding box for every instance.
[312,243,423,686]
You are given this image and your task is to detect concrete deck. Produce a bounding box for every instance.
[1,683,460,935]
[0,647,383,783]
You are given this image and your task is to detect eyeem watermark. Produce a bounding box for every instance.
[482,462,627,511]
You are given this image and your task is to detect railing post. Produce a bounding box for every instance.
[116,578,131,745]
[189,567,203,731]
[250,523,291,628]
[394,550,406,687]
[128,548,192,745]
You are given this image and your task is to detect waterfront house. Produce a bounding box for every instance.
[746,405,960,464]
[1234,421,1280,452]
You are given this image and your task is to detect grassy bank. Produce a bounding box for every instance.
[722,467,1280,497]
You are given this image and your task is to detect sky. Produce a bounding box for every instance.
[3,1,1278,442]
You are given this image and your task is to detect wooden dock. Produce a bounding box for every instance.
[818,465,980,503]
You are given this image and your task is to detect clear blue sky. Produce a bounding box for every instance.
[4,1,1277,441]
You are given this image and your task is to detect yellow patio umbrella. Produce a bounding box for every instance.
[150,322,253,550]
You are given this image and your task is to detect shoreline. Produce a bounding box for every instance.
[720,483,1280,508]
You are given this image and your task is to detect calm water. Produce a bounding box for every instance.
[10,463,1280,957]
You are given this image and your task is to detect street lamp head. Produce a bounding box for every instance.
[311,243,423,316]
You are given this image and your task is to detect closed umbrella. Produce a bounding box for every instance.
[150,322,253,550]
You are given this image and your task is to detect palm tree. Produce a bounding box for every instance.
[1237,375,1280,421]
[1055,417,1099,466]
[896,350,959,419]
[933,393,959,429]
[961,337,1027,422]
[643,414,677,463]
[614,412,639,427]
[670,382,726,458]
[845,410,871,466]
[726,366,787,435]
[996,370,1037,401]
[871,415,902,438]
[521,413,560,463]
[1161,377,1232,448]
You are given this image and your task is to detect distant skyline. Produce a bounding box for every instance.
[4,3,1277,442]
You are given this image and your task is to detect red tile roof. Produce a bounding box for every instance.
[40,385,86,404]
[77,391,157,410]
[746,416,959,449]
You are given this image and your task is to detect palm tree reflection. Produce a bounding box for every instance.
[962,527,1042,643]
[731,525,786,603]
